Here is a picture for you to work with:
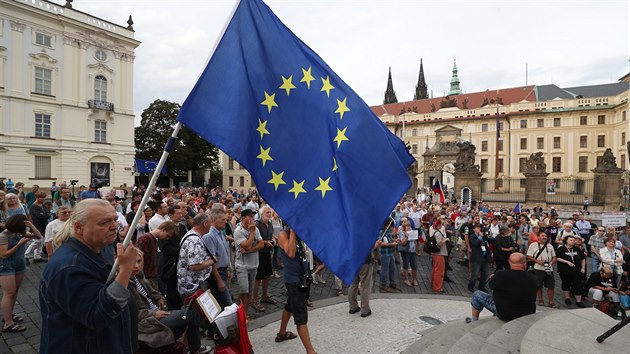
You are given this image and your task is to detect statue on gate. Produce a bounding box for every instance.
[524,152,546,173]
[454,141,479,172]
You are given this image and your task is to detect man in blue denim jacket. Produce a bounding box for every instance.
[39,199,138,353]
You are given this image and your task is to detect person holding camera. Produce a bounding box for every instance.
[275,228,316,354]
[526,232,557,307]
[234,209,266,317]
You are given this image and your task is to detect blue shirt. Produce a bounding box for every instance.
[202,226,231,269]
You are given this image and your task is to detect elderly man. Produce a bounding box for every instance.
[466,253,537,323]
[203,209,233,309]
[39,199,138,353]
[588,227,607,273]
[52,187,75,217]
[252,205,276,310]
[234,209,267,317]
[44,205,71,257]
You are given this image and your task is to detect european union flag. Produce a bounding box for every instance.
[135,158,167,175]
[177,0,413,283]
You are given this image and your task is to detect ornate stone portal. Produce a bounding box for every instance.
[421,125,462,188]
[452,140,482,204]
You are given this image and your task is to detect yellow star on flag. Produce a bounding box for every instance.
[301,67,315,89]
[288,180,306,199]
[256,118,270,140]
[267,170,286,191]
[279,75,296,96]
[333,127,349,148]
[332,157,338,172]
[256,145,273,166]
[320,76,335,97]
[314,177,333,198]
[260,91,278,113]
[335,97,350,119]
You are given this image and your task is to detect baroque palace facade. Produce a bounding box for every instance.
[0,0,139,188]
[221,60,629,192]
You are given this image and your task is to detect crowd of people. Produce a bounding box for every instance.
[1,180,630,353]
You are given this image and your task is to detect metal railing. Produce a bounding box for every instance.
[481,178,525,203]
[88,100,114,111]
[545,178,593,205]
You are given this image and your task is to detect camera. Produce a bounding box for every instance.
[70,179,79,186]
[543,262,553,275]
[299,273,313,289]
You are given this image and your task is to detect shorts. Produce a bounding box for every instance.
[401,252,417,270]
[284,283,308,326]
[236,267,257,295]
[256,252,273,280]
[0,258,27,276]
[534,270,555,289]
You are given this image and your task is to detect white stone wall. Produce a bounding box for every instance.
[0,0,139,188]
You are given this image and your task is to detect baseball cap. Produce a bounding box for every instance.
[241,209,256,217]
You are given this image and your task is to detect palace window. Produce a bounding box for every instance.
[34,67,52,95]
[481,123,488,132]
[537,137,544,149]
[553,118,561,127]
[35,156,51,179]
[579,136,587,148]
[35,113,51,137]
[520,120,527,128]
[537,119,544,128]
[94,120,107,142]
[580,116,588,125]
[578,156,588,172]
[553,136,560,149]
[552,157,562,173]
[481,140,488,152]
[597,115,605,124]
[597,135,605,148]
[480,159,488,173]
[35,32,52,47]
[94,75,108,101]
[520,138,527,150]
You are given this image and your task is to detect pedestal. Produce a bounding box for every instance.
[523,173,549,206]
[453,171,483,204]
[593,172,623,210]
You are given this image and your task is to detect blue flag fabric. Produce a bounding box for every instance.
[177,0,413,283]
[514,202,522,214]
[135,159,167,175]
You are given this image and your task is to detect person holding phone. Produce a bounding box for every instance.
[0,215,41,332]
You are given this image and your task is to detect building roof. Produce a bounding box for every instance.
[563,82,629,98]
[535,84,575,101]
[371,86,536,116]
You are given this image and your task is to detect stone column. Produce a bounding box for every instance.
[453,170,483,203]
[523,172,549,206]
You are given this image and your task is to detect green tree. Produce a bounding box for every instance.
[135,99,218,177]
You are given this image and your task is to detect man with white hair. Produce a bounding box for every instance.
[39,199,137,353]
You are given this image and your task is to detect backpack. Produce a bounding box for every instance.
[423,230,441,254]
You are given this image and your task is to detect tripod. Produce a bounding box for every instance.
[596,309,628,343]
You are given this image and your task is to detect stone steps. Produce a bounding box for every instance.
[406,308,630,354]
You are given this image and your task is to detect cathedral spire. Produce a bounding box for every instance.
[447,59,462,96]
[383,67,398,104]
[414,58,428,100]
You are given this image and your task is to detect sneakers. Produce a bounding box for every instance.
[360,310,372,318]
[349,307,360,314]
[198,345,213,354]
[404,280,412,287]
[412,279,419,286]
[565,298,572,306]
[381,286,395,293]
[273,271,281,279]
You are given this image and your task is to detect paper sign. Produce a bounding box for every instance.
[407,230,419,241]
[602,213,627,227]
[196,290,222,323]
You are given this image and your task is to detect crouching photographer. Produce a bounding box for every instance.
[275,228,316,354]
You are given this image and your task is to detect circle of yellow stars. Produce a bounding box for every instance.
[256,66,350,199]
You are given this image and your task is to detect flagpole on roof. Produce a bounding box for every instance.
[107,122,182,283]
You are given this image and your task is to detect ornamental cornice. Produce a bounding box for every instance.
[63,32,135,62]
[88,63,114,74]
[28,52,58,64]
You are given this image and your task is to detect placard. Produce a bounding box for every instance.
[407,230,419,241]
[601,213,627,227]
[196,290,222,323]
[546,181,556,195]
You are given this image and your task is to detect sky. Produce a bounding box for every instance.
[72,0,629,125]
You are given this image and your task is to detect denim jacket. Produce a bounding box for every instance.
[39,238,132,354]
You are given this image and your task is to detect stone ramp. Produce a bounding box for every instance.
[239,295,630,353]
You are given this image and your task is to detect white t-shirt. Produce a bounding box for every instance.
[148,214,168,231]
[44,219,66,243]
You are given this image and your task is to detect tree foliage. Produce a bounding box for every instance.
[135,99,218,176]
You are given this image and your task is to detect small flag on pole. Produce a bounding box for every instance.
[432,179,445,204]
[514,202,522,214]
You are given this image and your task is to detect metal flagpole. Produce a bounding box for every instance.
[107,122,182,283]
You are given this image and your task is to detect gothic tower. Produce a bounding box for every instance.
[383,67,398,104]
[414,58,428,100]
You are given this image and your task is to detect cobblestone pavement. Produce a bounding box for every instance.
[0,251,594,353]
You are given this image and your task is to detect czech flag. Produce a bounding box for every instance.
[432,179,445,204]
